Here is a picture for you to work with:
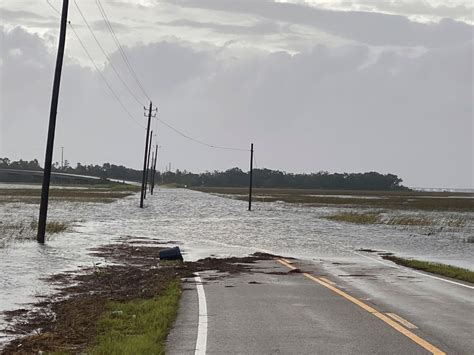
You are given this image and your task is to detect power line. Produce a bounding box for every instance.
[47,0,247,152]
[46,0,60,15]
[95,0,152,102]
[73,0,145,107]
[46,1,144,129]
[157,118,249,152]
[68,21,146,129]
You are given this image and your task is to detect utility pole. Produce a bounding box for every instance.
[248,143,254,211]
[61,147,64,170]
[37,0,69,243]
[144,130,153,199]
[140,102,156,208]
[151,144,158,194]
[149,151,154,193]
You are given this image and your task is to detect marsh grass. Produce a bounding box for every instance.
[90,278,181,355]
[100,183,141,192]
[194,187,474,212]
[447,218,466,228]
[0,187,134,204]
[325,213,467,228]
[386,216,433,226]
[30,220,68,234]
[327,213,380,224]
[383,256,474,284]
[0,221,68,244]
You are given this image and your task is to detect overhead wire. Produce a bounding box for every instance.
[46,0,145,130]
[73,0,145,107]
[95,0,152,102]
[68,22,146,129]
[157,118,249,152]
[46,0,249,153]
[46,0,60,15]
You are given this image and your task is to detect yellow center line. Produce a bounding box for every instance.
[386,313,418,329]
[277,259,297,270]
[319,277,336,285]
[276,259,446,355]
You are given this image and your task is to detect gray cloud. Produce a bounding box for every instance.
[170,0,473,48]
[1,26,472,188]
[157,19,283,36]
[0,8,52,21]
[91,20,130,33]
[370,1,473,21]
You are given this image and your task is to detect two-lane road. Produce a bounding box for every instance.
[167,255,472,354]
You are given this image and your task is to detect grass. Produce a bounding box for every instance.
[0,186,136,204]
[0,220,68,240]
[325,213,469,228]
[383,256,474,284]
[385,216,433,226]
[327,212,380,224]
[326,213,436,226]
[90,278,181,355]
[193,187,474,212]
[30,220,69,234]
[447,218,466,228]
[100,183,142,192]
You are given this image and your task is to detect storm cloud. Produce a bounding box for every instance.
[0,1,473,188]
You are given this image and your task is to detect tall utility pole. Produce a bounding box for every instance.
[248,143,254,211]
[140,102,156,208]
[144,130,153,199]
[37,0,69,243]
[149,151,154,193]
[61,147,64,170]
[143,131,153,199]
[151,144,158,195]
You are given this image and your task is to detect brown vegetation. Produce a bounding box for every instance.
[2,242,276,354]
[194,187,474,212]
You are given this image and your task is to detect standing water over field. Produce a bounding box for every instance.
[1,186,473,345]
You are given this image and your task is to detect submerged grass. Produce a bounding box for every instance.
[0,220,68,241]
[0,186,135,204]
[385,216,433,226]
[325,213,467,228]
[90,279,181,355]
[29,221,68,234]
[327,212,380,224]
[326,213,435,226]
[383,256,474,284]
[194,187,474,212]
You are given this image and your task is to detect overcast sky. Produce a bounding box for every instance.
[1,0,473,188]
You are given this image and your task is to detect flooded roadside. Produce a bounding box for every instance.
[1,185,473,347]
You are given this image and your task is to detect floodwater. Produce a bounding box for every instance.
[1,185,473,346]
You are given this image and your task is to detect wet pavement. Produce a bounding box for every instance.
[167,259,470,354]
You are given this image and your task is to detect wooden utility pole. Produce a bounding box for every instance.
[37,0,69,243]
[140,102,154,208]
[61,147,64,170]
[151,144,158,194]
[248,143,254,211]
[149,151,154,193]
[144,130,153,199]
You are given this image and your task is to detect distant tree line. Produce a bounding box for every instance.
[0,158,407,190]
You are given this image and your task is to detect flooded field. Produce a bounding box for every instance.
[1,184,473,346]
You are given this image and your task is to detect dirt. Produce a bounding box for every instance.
[1,243,277,355]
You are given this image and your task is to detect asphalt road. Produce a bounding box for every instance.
[167,255,472,354]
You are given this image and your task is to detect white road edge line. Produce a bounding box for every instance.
[194,273,208,355]
[353,252,474,290]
